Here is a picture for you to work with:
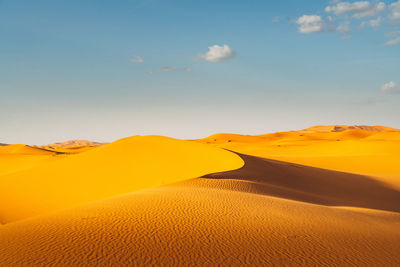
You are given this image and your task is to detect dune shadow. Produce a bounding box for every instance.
[202,152,400,213]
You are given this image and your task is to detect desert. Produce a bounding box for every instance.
[1,126,400,266]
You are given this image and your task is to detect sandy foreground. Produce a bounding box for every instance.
[1,127,400,266]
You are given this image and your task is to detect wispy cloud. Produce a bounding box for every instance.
[325,1,386,18]
[389,0,400,21]
[130,56,144,63]
[145,66,194,75]
[160,66,178,72]
[199,45,236,62]
[360,17,383,28]
[384,31,400,46]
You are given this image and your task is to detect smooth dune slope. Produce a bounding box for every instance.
[0,154,399,266]
[197,126,400,187]
[0,145,61,177]
[0,136,243,223]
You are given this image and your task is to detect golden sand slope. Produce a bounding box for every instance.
[0,136,243,223]
[197,126,400,187]
[1,153,399,266]
[0,145,61,176]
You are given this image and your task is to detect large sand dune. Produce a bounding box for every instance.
[0,152,399,266]
[1,127,400,265]
[0,136,243,223]
[0,144,62,177]
[197,126,400,187]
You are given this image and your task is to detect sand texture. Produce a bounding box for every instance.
[0,152,399,266]
[197,126,400,187]
[1,127,400,266]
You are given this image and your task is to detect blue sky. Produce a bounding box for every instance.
[1,0,399,144]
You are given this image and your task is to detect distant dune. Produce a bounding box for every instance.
[41,139,105,148]
[39,140,106,154]
[197,125,400,187]
[301,125,400,133]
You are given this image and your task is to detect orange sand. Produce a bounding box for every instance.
[0,136,243,223]
[1,126,400,265]
[197,126,400,187]
[0,153,399,265]
[0,145,62,176]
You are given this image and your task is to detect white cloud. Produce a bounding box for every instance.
[380,81,400,93]
[389,0,400,20]
[296,15,325,33]
[200,44,236,62]
[325,1,386,18]
[384,31,400,46]
[160,66,178,72]
[361,17,383,28]
[130,56,144,63]
[384,36,400,46]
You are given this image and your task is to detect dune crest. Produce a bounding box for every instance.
[41,139,104,148]
[196,125,400,186]
[0,135,243,223]
[0,145,62,177]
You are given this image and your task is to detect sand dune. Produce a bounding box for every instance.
[42,139,104,148]
[301,125,400,133]
[39,139,105,154]
[1,127,400,265]
[197,126,400,187]
[203,152,400,213]
[0,152,399,266]
[0,144,62,177]
[0,136,243,223]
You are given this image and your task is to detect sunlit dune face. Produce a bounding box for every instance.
[1,126,400,265]
[0,136,243,223]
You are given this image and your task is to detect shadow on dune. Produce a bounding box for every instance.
[202,152,400,213]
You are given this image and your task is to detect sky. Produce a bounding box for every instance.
[1,0,400,145]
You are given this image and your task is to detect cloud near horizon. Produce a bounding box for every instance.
[380,81,400,93]
[200,45,236,62]
[384,30,400,46]
[160,66,178,72]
